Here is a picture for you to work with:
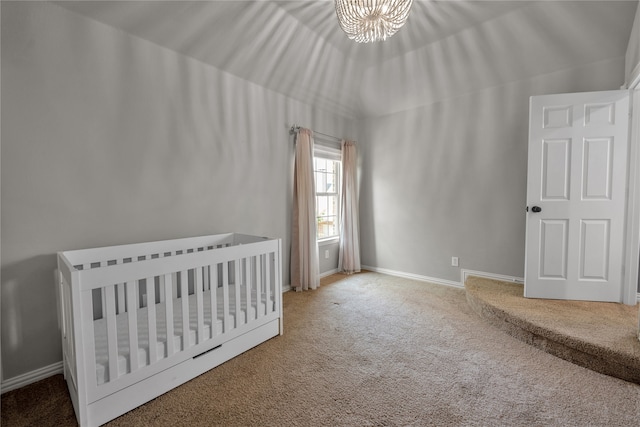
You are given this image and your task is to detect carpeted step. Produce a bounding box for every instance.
[464,275,640,384]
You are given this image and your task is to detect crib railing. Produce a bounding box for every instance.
[58,234,281,407]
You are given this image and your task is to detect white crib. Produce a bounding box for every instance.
[57,233,282,427]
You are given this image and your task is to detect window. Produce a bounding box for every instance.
[314,147,341,241]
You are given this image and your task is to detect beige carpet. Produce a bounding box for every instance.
[3,271,640,426]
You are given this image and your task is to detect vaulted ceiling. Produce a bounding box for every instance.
[54,1,638,118]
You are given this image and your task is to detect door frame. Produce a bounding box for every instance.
[624,73,640,305]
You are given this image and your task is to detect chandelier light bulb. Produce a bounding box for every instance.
[335,0,413,43]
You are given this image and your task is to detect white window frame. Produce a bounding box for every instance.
[314,144,342,245]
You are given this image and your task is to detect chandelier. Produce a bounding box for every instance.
[334,0,413,43]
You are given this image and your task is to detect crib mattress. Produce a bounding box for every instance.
[93,286,274,385]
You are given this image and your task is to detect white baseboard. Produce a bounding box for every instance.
[360,266,526,291]
[320,268,339,279]
[637,293,640,303]
[461,269,524,286]
[285,268,341,292]
[361,265,463,289]
[1,361,63,394]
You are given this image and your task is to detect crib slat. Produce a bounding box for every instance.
[256,255,263,319]
[202,265,210,335]
[81,289,97,398]
[202,264,209,293]
[116,284,126,315]
[126,281,139,373]
[195,267,204,343]
[164,274,175,357]
[61,279,73,364]
[222,263,230,332]
[100,273,107,320]
[265,253,271,316]
[210,265,218,337]
[105,285,119,382]
[62,275,78,387]
[147,278,158,364]
[234,259,241,327]
[158,270,166,303]
[180,270,190,349]
[275,240,283,334]
[114,261,125,315]
[172,272,178,300]
[245,258,251,322]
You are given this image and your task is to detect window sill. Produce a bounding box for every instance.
[318,237,339,246]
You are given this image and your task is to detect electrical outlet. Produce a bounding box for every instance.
[451,256,459,267]
[325,250,330,259]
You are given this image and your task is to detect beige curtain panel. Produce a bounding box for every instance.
[339,140,361,274]
[291,128,320,291]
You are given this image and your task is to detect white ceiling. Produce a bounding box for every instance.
[54,1,638,118]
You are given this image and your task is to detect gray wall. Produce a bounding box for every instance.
[357,57,627,283]
[1,2,352,380]
[626,3,640,86]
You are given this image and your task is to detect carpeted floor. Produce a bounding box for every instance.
[465,275,640,384]
[3,271,640,426]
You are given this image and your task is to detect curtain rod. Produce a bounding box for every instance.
[289,125,342,142]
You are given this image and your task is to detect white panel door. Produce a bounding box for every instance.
[525,90,630,302]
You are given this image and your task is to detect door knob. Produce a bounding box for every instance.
[531,206,542,213]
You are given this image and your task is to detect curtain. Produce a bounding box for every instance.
[339,140,361,274]
[291,128,320,291]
